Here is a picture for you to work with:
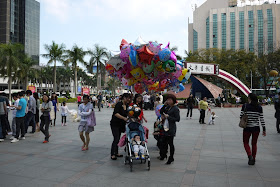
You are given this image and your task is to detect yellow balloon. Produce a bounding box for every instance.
[130,67,146,80]
[178,69,188,81]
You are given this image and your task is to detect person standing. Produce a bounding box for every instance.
[159,93,163,104]
[25,90,36,133]
[240,93,266,165]
[61,102,70,126]
[33,92,40,132]
[110,93,130,160]
[186,94,195,119]
[40,94,52,143]
[11,92,27,143]
[50,93,59,126]
[10,93,19,139]
[92,94,97,108]
[274,92,280,133]
[0,96,7,142]
[160,94,180,164]
[198,97,209,124]
[143,93,150,110]
[78,95,94,151]
[150,94,155,110]
[97,92,103,112]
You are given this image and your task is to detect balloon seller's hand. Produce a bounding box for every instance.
[263,131,266,137]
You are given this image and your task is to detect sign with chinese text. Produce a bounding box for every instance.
[185,62,219,75]
[82,87,90,95]
[27,86,36,93]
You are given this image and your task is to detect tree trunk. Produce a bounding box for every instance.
[74,66,78,97]
[25,76,28,91]
[68,78,71,92]
[8,76,12,101]
[53,61,57,92]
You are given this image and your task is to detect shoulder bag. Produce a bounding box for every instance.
[239,104,248,128]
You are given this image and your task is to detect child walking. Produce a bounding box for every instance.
[61,102,70,126]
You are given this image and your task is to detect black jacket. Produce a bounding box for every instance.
[160,105,180,136]
[275,101,280,118]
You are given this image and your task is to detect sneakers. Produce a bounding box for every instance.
[135,155,140,160]
[10,136,15,140]
[43,140,49,143]
[141,155,145,159]
[0,139,4,142]
[11,138,19,143]
[64,123,67,126]
[61,123,64,126]
[20,137,25,140]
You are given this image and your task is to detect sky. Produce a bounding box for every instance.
[38,0,273,66]
[39,0,207,66]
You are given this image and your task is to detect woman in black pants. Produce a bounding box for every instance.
[110,93,130,160]
[160,94,180,164]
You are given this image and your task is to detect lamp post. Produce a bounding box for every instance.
[250,70,253,91]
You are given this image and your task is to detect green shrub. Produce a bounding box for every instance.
[58,98,67,103]
[67,98,77,103]
[240,95,248,104]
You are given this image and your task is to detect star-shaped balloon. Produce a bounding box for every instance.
[137,45,154,65]
[107,55,126,71]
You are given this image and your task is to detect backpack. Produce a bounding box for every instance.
[87,109,96,127]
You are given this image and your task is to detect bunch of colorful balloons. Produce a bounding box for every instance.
[106,37,191,93]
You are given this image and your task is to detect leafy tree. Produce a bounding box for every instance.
[65,44,88,96]
[0,42,24,100]
[42,41,66,93]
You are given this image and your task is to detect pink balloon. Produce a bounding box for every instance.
[122,78,129,86]
[173,64,182,78]
[120,44,131,61]
[164,42,170,49]
[147,42,162,55]
[170,51,177,63]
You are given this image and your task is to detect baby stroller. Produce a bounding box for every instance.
[124,106,150,172]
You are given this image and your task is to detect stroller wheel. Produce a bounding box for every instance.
[130,159,133,172]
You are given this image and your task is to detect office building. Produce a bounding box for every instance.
[0,0,40,63]
[188,0,280,55]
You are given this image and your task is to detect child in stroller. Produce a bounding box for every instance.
[126,121,146,159]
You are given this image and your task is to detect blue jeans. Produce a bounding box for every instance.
[25,112,35,133]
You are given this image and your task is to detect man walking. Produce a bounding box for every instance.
[0,96,7,142]
[274,92,280,133]
[11,92,27,143]
[25,90,36,133]
[186,94,195,119]
[97,92,103,112]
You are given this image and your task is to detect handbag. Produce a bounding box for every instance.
[239,104,248,128]
[87,109,96,127]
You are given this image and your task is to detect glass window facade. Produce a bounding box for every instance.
[193,29,198,51]
[257,10,263,55]
[267,9,273,53]
[221,13,226,49]
[230,12,235,49]
[213,14,218,48]
[25,0,40,63]
[248,11,254,52]
[206,17,209,49]
[239,11,244,49]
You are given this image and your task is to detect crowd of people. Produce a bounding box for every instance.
[0,91,66,143]
[0,89,274,167]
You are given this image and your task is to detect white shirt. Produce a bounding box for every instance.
[143,95,150,103]
[12,99,19,118]
[159,95,163,104]
[92,96,97,101]
[61,105,70,116]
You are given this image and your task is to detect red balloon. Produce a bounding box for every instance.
[105,64,114,71]
[120,39,128,50]
[134,83,145,94]
[137,46,154,65]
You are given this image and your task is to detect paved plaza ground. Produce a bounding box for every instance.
[0,104,280,187]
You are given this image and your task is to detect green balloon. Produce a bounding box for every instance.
[143,61,155,74]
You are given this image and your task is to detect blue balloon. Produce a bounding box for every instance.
[159,48,171,62]
[129,46,138,66]
[179,83,185,92]
[177,61,183,67]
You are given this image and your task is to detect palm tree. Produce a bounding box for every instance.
[88,44,108,89]
[19,54,38,90]
[0,42,23,100]
[42,41,66,93]
[65,44,88,97]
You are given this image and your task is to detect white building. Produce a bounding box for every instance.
[188,0,280,54]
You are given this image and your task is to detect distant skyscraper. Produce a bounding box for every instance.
[0,0,40,64]
[188,0,280,55]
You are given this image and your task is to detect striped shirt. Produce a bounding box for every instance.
[240,103,265,129]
